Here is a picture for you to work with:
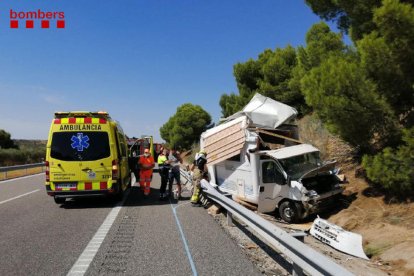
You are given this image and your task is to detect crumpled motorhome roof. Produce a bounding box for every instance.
[223,93,298,129]
[265,144,319,159]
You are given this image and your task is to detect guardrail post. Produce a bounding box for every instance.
[292,263,304,276]
[227,211,234,226]
[291,232,306,243]
[290,232,306,276]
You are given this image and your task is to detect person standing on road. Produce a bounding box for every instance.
[167,148,182,199]
[157,147,170,200]
[190,150,208,206]
[138,148,155,196]
[129,150,140,185]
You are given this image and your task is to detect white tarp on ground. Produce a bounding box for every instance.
[223,93,298,129]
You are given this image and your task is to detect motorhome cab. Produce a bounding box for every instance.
[45,111,130,204]
[201,94,344,223]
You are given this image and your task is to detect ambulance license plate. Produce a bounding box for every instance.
[56,183,77,189]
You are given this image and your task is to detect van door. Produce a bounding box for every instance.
[49,132,82,190]
[116,131,129,190]
[258,160,285,213]
[77,131,112,188]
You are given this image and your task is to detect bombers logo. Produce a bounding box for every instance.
[10,9,65,29]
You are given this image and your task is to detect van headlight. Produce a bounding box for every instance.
[306,190,318,197]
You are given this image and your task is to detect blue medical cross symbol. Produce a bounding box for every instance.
[71,133,90,152]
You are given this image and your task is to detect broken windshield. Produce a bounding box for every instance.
[278,151,321,180]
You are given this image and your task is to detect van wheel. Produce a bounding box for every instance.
[279,201,301,223]
[54,197,65,204]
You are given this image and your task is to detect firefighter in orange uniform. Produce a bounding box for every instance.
[138,148,155,196]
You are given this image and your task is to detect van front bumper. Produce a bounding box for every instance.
[302,188,344,216]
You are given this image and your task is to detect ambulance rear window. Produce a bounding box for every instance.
[51,132,110,161]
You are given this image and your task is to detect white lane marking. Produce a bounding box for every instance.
[0,189,40,205]
[170,200,198,276]
[0,173,44,184]
[66,192,127,276]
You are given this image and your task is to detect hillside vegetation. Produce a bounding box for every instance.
[218,0,414,197]
[0,130,46,166]
[299,116,414,275]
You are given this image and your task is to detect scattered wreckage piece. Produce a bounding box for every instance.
[310,217,369,260]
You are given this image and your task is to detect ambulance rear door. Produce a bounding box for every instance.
[77,130,113,189]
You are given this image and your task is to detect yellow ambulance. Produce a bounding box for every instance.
[45,111,131,204]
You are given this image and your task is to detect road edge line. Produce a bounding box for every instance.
[170,200,198,276]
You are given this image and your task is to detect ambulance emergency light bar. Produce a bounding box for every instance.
[54,111,110,119]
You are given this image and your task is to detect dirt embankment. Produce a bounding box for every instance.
[327,171,414,275]
[318,132,414,276]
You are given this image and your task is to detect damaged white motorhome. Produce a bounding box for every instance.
[201,93,344,223]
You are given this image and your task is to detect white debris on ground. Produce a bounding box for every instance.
[207,208,389,276]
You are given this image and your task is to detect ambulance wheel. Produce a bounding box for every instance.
[114,190,123,202]
[114,182,124,202]
[127,175,132,189]
[279,201,301,223]
[54,197,65,204]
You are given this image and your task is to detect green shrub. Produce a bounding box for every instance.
[364,242,391,258]
[0,147,46,166]
[362,127,414,195]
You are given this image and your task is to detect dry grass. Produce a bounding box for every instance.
[0,167,45,181]
[298,114,357,170]
[297,114,330,158]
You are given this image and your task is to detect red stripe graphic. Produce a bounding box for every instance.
[100,182,107,190]
[54,119,61,124]
[99,118,107,124]
[85,182,92,190]
[84,117,92,124]
[68,117,76,124]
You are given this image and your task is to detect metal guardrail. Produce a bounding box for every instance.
[0,163,45,179]
[201,179,353,276]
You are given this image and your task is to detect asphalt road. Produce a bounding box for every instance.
[0,173,260,276]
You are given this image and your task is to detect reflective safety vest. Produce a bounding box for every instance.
[157,154,167,165]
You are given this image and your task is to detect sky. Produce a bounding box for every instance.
[0,1,335,142]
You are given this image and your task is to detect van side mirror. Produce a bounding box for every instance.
[285,176,291,186]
